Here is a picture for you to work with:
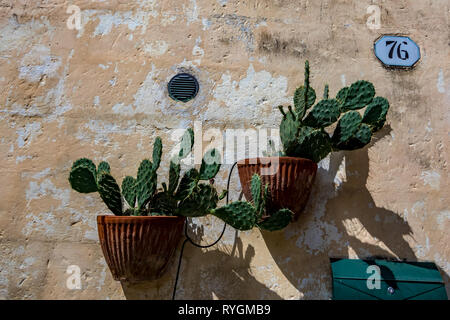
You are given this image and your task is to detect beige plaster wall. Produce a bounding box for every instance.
[0,0,448,299]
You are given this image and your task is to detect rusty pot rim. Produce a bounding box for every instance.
[97,215,185,224]
[237,156,318,167]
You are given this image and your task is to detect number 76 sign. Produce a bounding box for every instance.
[374,35,420,68]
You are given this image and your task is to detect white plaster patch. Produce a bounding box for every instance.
[201,64,289,124]
[333,156,347,190]
[16,122,42,148]
[77,119,137,145]
[25,179,70,207]
[22,211,57,237]
[16,155,33,164]
[93,11,153,36]
[0,17,55,54]
[437,68,445,93]
[436,210,450,230]
[192,37,205,65]
[112,103,134,116]
[143,40,169,56]
[420,170,441,190]
[202,18,212,30]
[19,45,61,83]
[297,273,330,299]
[185,0,199,24]
[21,168,51,180]
[132,64,166,114]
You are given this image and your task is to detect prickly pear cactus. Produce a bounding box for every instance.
[177,183,221,217]
[278,60,390,163]
[152,137,163,171]
[257,208,293,232]
[168,160,181,195]
[97,161,111,176]
[212,201,258,231]
[199,149,221,180]
[175,168,200,201]
[136,159,157,210]
[97,172,123,216]
[151,191,177,216]
[216,174,293,231]
[69,158,97,193]
[68,130,291,231]
[122,176,137,208]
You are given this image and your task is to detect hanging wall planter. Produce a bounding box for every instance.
[97,215,185,281]
[237,157,317,221]
[238,61,391,223]
[68,129,268,281]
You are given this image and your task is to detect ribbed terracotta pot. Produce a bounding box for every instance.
[97,215,185,281]
[237,157,317,221]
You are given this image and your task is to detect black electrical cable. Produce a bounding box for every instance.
[172,161,239,300]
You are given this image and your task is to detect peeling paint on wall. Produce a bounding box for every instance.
[0,0,448,300]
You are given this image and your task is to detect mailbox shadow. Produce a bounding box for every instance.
[260,126,423,299]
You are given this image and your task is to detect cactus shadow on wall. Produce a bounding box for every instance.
[120,225,283,300]
[260,126,420,299]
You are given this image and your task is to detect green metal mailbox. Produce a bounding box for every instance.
[331,258,448,300]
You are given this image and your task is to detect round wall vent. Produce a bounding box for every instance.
[167,73,199,103]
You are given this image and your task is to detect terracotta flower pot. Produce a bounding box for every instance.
[97,215,185,281]
[237,157,317,221]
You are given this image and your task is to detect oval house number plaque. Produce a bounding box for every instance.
[374,35,420,68]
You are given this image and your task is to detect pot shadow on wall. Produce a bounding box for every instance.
[120,226,283,300]
[119,127,447,299]
[260,126,424,299]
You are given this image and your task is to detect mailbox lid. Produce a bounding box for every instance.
[331,259,448,300]
[331,258,444,282]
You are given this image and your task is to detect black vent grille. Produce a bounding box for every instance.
[168,73,199,103]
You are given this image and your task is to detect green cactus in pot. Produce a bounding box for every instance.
[68,128,266,231]
[278,60,390,163]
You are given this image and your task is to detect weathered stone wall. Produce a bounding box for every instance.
[0,0,448,299]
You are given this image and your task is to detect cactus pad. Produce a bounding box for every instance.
[175,168,199,200]
[293,127,332,163]
[342,80,375,111]
[151,191,177,216]
[338,123,372,150]
[212,201,257,231]
[68,158,97,193]
[168,160,181,195]
[97,172,123,216]
[336,87,349,105]
[122,176,137,208]
[250,174,262,208]
[136,159,157,209]
[258,208,293,231]
[331,111,362,148]
[178,128,194,160]
[303,99,341,128]
[323,84,329,100]
[177,184,219,217]
[97,161,111,175]
[199,148,221,180]
[362,97,389,132]
[279,106,300,155]
[152,137,163,171]
[294,86,316,118]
